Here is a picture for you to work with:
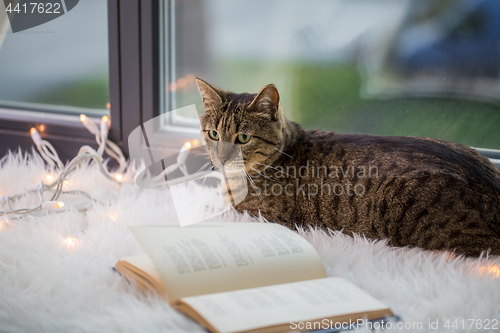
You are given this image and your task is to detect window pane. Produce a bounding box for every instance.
[165,0,500,150]
[0,0,109,115]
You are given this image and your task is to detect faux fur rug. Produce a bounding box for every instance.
[1,151,499,333]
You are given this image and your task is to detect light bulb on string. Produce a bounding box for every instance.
[79,114,99,135]
[65,236,77,246]
[41,201,64,210]
[101,115,111,128]
[108,210,119,223]
[30,127,42,145]
[64,235,78,251]
[100,116,109,137]
[177,141,192,164]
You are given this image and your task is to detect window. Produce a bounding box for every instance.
[165,0,500,165]
[0,0,109,114]
[0,0,114,161]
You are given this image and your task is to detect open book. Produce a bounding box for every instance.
[115,222,393,333]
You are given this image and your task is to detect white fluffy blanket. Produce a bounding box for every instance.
[1,152,499,333]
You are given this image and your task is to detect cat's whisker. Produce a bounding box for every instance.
[273,147,292,159]
[200,164,215,186]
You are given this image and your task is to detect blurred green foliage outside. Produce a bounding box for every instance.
[292,64,500,150]
[32,73,109,111]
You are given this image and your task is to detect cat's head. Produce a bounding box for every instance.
[196,79,286,175]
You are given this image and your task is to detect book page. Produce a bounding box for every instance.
[175,277,393,333]
[130,222,326,301]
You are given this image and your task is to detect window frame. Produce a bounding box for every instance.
[0,0,163,162]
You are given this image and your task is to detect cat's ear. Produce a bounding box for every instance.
[248,84,280,121]
[196,79,224,111]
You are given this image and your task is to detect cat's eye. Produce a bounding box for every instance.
[237,134,251,144]
[208,130,220,141]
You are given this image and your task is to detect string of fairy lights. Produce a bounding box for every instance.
[0,114,219,219]
[0,115,123,219]
[0,114,128,246]
[0,112,224,249]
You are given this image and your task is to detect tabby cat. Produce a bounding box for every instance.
[196,79,500,257]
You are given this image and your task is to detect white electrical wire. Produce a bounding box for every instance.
[79,114,127,171]
[0,152,117,218]
[148,145,224,187]
[30,128,64,169]
[97,116,107,157]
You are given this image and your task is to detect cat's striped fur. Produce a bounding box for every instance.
[197,79,500,256]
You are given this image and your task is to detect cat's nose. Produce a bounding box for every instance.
[219,157,229,165]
